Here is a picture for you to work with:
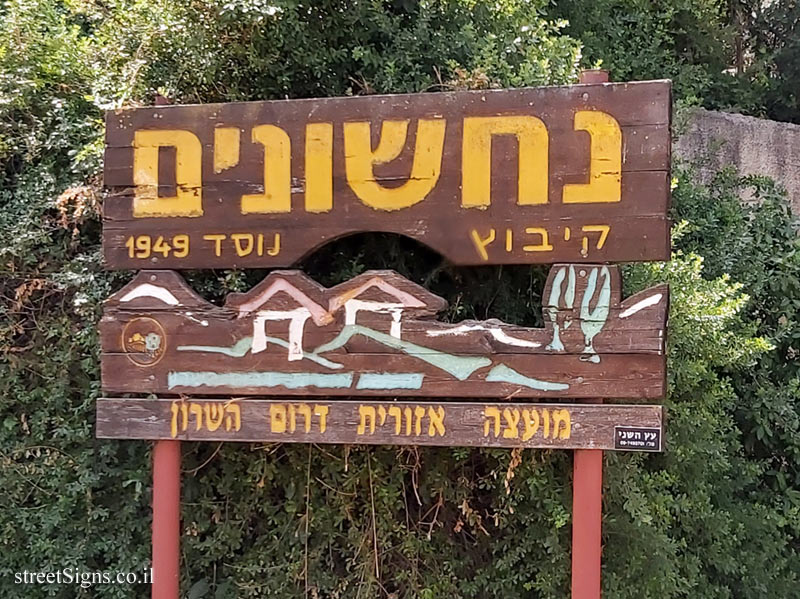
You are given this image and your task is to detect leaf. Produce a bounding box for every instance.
[188,579,209,599]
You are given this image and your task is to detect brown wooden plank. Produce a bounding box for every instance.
[102,212,671,268]
[102,80,671,268]
[95,398,663,451]
[102,123,670,186]
[100,267,668,399]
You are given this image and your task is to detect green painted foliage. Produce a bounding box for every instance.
[1,1,798,597]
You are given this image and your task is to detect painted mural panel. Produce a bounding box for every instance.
[100,266,668,399]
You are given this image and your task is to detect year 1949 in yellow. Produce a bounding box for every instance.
[125,234,189,259]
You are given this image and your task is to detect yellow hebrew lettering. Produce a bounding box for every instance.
[562,111,622,204]
[270,404,287,433]
[242,125,291,214]
[288,404,296,433]
[581,224,610,250]
[179,402,188,433]
[204,403,225,432]
[305,123,333,213]
[224,402,241,432]
[377,406,387,426]
[203,234,226,257]
[357,405,376,435]
[404,407,413,436]
[189,403,203,431]
[462,116,548,208]
[470,228,496,261]
[484,407,501,437]
[427,407,445,437]
[552,409,571,440]
[214,127,240,173]
[414,406,426,436]
[388,406,402,435]
[133,129,203,217]
[521,408,540,441]
[170,402,180,438]
[502,408,520,439]
[314,405,329,433]
[542,408,550,439]
[267,233,281,257]
[297,404,312,433]
[522,227,554,252]
[232,233,254,257]
[344,119,446,211]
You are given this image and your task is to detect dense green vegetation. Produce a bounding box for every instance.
[1,1,798,597]
[548,0,800,122]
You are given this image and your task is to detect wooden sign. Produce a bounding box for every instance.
[103,80,671,269]
[100,265,668,399]
[95,398,663,451]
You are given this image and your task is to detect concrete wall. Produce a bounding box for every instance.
[674,108,800,214]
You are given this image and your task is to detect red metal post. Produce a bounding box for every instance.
[577,69,610,84]
[152,440,181,599]
[571,444,603,599]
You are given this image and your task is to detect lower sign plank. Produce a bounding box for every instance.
[96,398,663,451]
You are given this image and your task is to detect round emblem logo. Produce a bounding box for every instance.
[121,317,167,366]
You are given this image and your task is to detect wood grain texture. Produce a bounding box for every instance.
[100,266,668,399]
[103,80,671,268]
[95,398,663,451]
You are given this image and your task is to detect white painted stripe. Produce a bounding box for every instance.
[119,283,180,306]
[489,329,541,348]
[427,324,541,348]
[426,324,482,337]
[619,293,663,319]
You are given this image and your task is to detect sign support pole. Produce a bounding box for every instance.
[571,66,609,599]
[152,440,181,599]
[149,93,181,599]
[571,441,603,598]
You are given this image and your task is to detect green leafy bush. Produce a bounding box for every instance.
[671,165,800,516]
[547,0,800,123]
